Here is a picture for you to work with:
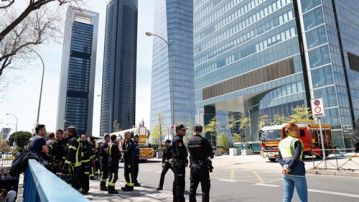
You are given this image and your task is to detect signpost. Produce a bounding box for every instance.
[311,98,326,166]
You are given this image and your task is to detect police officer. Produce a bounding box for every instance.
[157,139,173,190]
[107,135,121,194]
[64,126,82,192]
[188,124,213,202]
[80,134,93,194]
[99,134,110,191]
[122,131,136,191]
[50,129,67,173]
[172,124,188,202]
[133,135,141,186]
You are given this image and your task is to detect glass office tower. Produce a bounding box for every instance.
[150,0,194,132]
[194,0,359,148]
[100,0,138,135]
[57,6,98,135]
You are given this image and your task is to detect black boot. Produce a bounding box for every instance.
[134,182,141,187]
[121,185,134,192]
[100,181,107,191]
[156,187,163,191]
[108,186,119,194]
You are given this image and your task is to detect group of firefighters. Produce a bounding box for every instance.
[46,126,140,195]
[46,123,214,202]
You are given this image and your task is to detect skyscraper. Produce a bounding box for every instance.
[100,0,138,135]
[56,6,99,135]
[194,0,359,148]
[150,0,194,131]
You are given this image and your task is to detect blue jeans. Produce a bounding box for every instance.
[283,175,308,202]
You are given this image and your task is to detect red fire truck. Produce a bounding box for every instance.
[260,122,333,161]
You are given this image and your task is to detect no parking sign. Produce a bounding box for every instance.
[311,98,324,118]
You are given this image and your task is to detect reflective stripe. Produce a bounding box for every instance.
[100,171,106,182]
[85,172,90,175]
[108,173,115,186]
[68,145,77,150]
[82,159,91,163]
[75,138,81,166]
[65,160,71,164]
[109,145,112,156]
[127,173,133,186]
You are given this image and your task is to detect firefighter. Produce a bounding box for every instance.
[50,129,67,173]
[188,124,213,202]
[133,135,141,186]
[172,124,188,202]
[89,136,100,180]
[122,131,136,191]
[63,126,82,192]
[157,139,173,191]
[99,134,111,191]
[107,135,121,194]
[80,134,93,194]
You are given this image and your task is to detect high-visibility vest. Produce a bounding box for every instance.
[278,136,304,161]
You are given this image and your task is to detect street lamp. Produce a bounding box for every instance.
[28,48,45,124]
[5,113,17,132]
[145,31,175,138]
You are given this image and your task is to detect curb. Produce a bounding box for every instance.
[309,169,359,177]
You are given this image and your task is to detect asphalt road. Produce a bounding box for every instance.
[86,156,359,202]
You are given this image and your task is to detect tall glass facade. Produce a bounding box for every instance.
[150,0,194,131]
[57,7,98,135]
[100,0,138,136]
[194,0,359,148]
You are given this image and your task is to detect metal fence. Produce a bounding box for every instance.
[310,148,359,171]
[23,159,89,202]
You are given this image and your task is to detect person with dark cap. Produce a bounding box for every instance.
[63,126,83,192]
[29,137,49,164]
[133,135,141,187]
[188,124,214,202]
[172,124,188,202]
[122,131,136,191]
[157,139,173,191]
[107,135,121,194]
[79,134,93,194]
[99,134,110,191]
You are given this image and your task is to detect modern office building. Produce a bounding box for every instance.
[194,0,359,148]
[150,0,194,131]
[100,0,138,135]
[0,127,12,140]
[56,6,98,135]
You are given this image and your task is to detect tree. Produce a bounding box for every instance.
[0,138,11,152]
[272,114,290,125]
[204,117,218,147]
[0,0,80,77]
[290,106,312,123]
[150,113,165,149]
[7,131,32,148]
[227,113,240,133]
[239,114,249,130]
[258,115,269,129]
[112,120,121,132]
[217,133,230,151]
[232,133,241,142]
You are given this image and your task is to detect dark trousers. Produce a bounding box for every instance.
[71,166,82,190]
[100,165,109,183]
[134,156,139,183]
[79,163,91,192]
[189,164,210,202]
[173,162,185,202]
[124,162,134,187]
[108,169,118,188]
[159,163,173,188]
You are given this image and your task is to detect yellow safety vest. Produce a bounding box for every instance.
[278,136,304,161]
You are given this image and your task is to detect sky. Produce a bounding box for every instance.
[0,0,156,136]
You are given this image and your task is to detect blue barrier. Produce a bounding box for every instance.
[23,159,89,202]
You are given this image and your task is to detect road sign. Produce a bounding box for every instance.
[311,98,324,118]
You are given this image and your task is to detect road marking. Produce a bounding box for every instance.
[218,179,237,183]
[309,189,359,198]
[255,183,280,188]
[253,170,265,183]
[230,168,235,180]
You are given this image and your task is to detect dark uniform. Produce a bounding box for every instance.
[172,133,188,202]
[133,139,140,186]
[158,145,173,189]
[80,140,93,194]
[188,132,213,202]
[64,136,82,191]
[108,142,121,194]
[90,139,99,179]
[122,138,136,191]
[100,142,109,190]
[49,139,66,173]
